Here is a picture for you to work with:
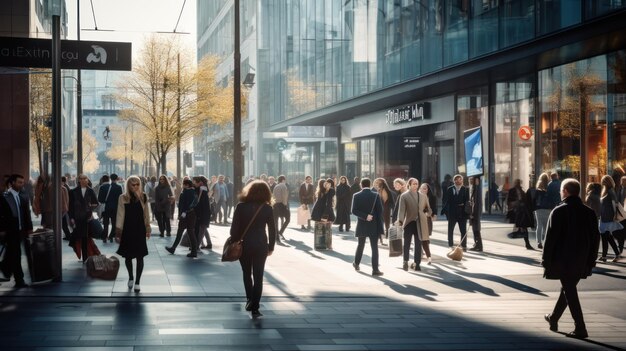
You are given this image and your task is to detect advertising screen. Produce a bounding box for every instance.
[464,126,484,177]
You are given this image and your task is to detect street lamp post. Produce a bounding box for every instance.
[76,0,83,175]
[233,0,243,197]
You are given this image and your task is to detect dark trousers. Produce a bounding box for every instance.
[601,231,620,257]
[196,221,211,248]
[447,216,467,247]
[403,221,422,264]
[239,242,268,311]
[156,212,171,235]
[171,211,196,253]
[551,278,585,328]
[102,212,117,239]
[273,203,290,236]
[4,232,28,283]
[354,234,379,272]
[62,214,72,239]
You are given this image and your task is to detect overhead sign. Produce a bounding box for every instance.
[0,37,132,71]
[385,102,431,125]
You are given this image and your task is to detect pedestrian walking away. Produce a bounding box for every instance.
[542,178,600,339]
[229,180,276,318]
[335,176,352,232]
[116,176,152,293]
[442,174,470,250]
[532,173,551,249]
[598,175,623,262]
[351,178,384,276]
[272,175,290,241]
[166,179,198,257]
[98,173,123,243]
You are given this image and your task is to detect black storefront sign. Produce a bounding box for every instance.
[385,102,431,125]
[0,36,131,71]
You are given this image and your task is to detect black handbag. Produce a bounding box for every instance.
[221,205,263,262]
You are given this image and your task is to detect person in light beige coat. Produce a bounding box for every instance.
[396,178,431,271]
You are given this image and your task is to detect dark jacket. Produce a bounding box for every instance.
[334,183,352,225]
[600,189,618,223]
[584,193,601,219]
[196,187,211,226]
[0,191,33,234]
[469,184,482,227]
[178,187,197,217]
[542,196,600,280]
[351,188,384,238]
[230,202,276,252]
[154,184,174,216]
[98,182,123,216]
[546,179,561,209]
[442,185,469,219]
[68,186,98,239]
[299,182,315,205]
[311,188,336,222]
[350,183,361,197]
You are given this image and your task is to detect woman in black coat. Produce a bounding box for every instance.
[193,176,212,253]
[334,176,352,232]
[154,175,173,237]
[68,174,99,262]
[506,179,534,250]
[229,180,276,318]
[311,178,335,222]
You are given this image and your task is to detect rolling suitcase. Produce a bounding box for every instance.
[85,255,120,280]
[314,221,332,250]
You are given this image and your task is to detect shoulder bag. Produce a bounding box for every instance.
[615,200,626,222]
[221,204,264,262]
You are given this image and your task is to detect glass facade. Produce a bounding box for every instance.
[258,1,625,126]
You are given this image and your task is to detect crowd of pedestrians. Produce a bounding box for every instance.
[1,168,624,328]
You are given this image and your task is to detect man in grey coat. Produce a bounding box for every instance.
[351,178,384,276]
[542,178,600,339]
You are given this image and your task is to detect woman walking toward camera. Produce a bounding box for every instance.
[154,175,173,237]
[116,175,151,292]
[230,180,276,317]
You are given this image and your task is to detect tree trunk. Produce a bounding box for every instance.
[160,153,167,175]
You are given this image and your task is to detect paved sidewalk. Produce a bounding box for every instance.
[0,211,624,350]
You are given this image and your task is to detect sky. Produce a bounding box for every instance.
[65,0,197,59]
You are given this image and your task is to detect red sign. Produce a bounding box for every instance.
[518,126,533,141]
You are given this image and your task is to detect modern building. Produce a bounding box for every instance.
[0,0,70,180]
[198,1,626,212]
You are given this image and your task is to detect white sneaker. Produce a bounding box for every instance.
[127,279,134,289]
[134,284,141,292]
[427,257,432,265]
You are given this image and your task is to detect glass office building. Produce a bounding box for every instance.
[199,1,626,211]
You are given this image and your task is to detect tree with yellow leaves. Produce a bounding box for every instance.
[29,70,52,174]
[117,35,244,174]
[81,130,100,174]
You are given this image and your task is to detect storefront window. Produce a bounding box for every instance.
[585,1,626,19]
[344,142,358,180]
[421,0,444,74]
[360,138,376,180]
[320,140,338,178]
[494,76,535,212]
[539,56,608,183]
[608,50,626,178]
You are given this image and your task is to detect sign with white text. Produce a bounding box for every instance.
[0,36,132,71]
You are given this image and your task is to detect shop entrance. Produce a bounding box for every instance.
[436,140,455,186]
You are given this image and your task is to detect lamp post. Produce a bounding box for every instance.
[233,0,243,197]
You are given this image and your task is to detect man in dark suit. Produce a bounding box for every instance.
[351,178,384,276]
[98,173,123,243]
[0,174,33,288]
[542,178,600,339]
[442,174,469,249]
